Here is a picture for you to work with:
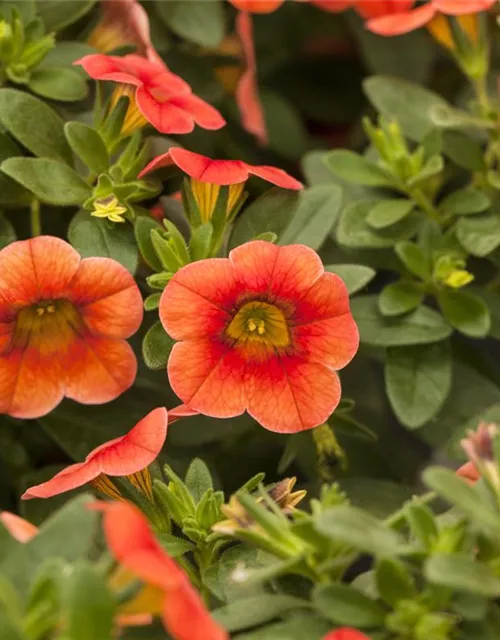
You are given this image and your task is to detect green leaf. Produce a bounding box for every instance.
[352,295,452,346]
[0,89,72,164]
[39,42,97,75]
[0,214,16,248]
[385,342,452,429]
[425,554,500,597]
[440,187,490,216]
[0,612,23,640]
[324,264,376,295]
[189,223,213,261]
[395,241,432,280]
[437,290,491,338]
[337,200,419,249]
[157,533,195,558]
[456,214,500,257]
[378,281,424,316]
[366,199,414,229]
[313,583,386,627]
[185,458,213,503]
[423,467,500,537]
[406,154,443,187]
[64,122,109,175]
[442,130,486,171]
[325,150,396,187]
[405,502,438,548]
[375,557,416,607]
[155,0,225,47]
[37,0,97,31]
[68,210,138,274]
[261,90,308,161]
[315,505,407,556]
[364,75,448,142]
[63,564,114,640]
[144,293,161,311]
[229,189,301,250]
[1,158,90,205]
[134,216,163,272]
[213,595,309,633]
[29,68,88,102]
[280,184,342,250]
[142,321,174,370]
[0,134,31,206]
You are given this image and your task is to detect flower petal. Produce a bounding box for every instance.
[293,272,352,323]
[168,340,247,418]
[160,259,237,340]
[136,86,196,133]
[249,165,302,189]
[230,242,323,301]
[228,0,284,12]
[235,12,268,145]
[0,346,65,419]
[0,237,80,311]
[168,148,250,184]
[91,407,168,476]
[163,583,228,640]
[69,257,143,339]
[246,354,341,433]
[62,335,137,405]
[310,0,354,12]
[75,54,143,85]
[0,512,38,542]
[366,3,435,35]
[293,315,359,370]
[433,0,495,15]
[21,460,99,499]
[169,94,226,130]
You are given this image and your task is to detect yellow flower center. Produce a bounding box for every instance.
[226,301,290,348]
[12,300,82,353]
[190,178,245,224]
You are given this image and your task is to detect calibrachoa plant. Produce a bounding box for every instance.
[5,0,500,639]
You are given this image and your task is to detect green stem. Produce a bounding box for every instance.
[409,188,442,224]
[385,491,437,529]
[30,199,41,237]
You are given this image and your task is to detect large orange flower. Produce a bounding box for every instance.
[0,236,143,419]
[97,500,228,640]
[160,241,359,433]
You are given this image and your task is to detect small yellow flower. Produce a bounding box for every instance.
[442,269,474,289]
[92,195,128,223]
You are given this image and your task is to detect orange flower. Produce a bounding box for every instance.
[0,511,38,542]
[0,236,143,419]
[456,460,480,483]
[21,407,172,501]
[88,0,163,65]
[322,629,371,640]
[96,500,228,640]
[160,241,359,433]
[360,0,495,36]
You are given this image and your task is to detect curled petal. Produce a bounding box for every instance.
[0,512,38,542]
[433,0,495,14]
[365,2,435,35]
[22,408,167,499]
[169,94,226,130]
[235,11,268,145]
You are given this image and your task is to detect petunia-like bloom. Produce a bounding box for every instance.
[22,406,194,501]
[159,241,359,433]
[456,421,500,489]
[0,236,142,420]
[87,0,164,65]
[96,500,229,640]
[322,629,372,640]
[76,54,226,137]
[139,147,301,223]
[0,511,38,542]
[361,0,495,37]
